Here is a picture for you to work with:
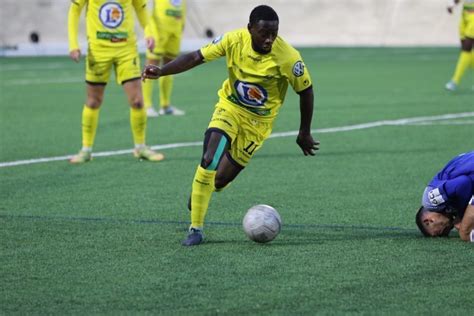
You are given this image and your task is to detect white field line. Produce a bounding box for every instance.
[1,112,473,168]
[269,112,474,138]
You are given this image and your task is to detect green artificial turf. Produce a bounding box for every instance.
[0,47,473,315]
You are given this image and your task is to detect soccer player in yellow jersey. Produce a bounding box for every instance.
[142,0,186,117]
[445,0,474,91]
[68,0,164,163]
[142,5,320,246]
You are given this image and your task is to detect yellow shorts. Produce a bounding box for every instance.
[459,10,474,40]
[86,45,141,85]
[146,28,182,60]
[207,101,273,167]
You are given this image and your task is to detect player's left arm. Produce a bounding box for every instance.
[458,198,474,242]
[285,51,320,156]
[133,0,154,51]
[296,87,320,156]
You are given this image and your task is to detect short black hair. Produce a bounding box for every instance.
[415,206,431,237]
[249,5,279,25]
[415,206,453,237]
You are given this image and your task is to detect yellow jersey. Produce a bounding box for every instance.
[150,0,186,33]
[200,28,312,121]
[68,0,151,51]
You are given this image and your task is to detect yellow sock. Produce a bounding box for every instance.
[190,165,216,228]
[81,105,100,148]
[130,107,146,145]
[159,75,173,107]
[452,51,472,84]
[142,79,154,109]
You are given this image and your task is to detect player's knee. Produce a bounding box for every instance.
[461,39,473,51]
[200,152,215,170]
[86,97,103,109]
[214,175,230,190]
[130,98,144,109]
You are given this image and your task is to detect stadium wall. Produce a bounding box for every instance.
[0,0,462,56]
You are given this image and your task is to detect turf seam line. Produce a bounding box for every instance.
[0,213,417,233]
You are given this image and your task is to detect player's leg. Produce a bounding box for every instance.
[187,130,231,233]
[122,78,164,162]
[117,47,164,161]
[214,152,244,191]
[70,48,110,164]
[158,33,185,116]
[448,39,473,89]
[183,103,240,246]
[142,56,161,117]
[447,14,474,90]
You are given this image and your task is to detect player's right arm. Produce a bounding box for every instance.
[68,0,86,62]
[142,32,229,80]
[142,50,204,80]
[458,198,474,242]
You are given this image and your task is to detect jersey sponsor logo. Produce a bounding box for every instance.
[234,81,268,107]
[212,35,223,44]
[170,0,182,6]
[292,61,305,77]
[96,31,128,42]
[165,9,183,18]
[99,2,124,29]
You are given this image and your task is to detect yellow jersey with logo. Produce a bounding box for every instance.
[150,0,186,33]
[200,28,312,121]
[68,0,151,50]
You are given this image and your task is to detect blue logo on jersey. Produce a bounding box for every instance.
[292,61,305,77]
[170,0,182,6]
[99,2,124,29]
[234,81,268,107]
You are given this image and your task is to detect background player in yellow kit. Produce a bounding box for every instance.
[142,0,186,117]
[142,5,320,246]
[445,0,474,91]
[68,0,165,163]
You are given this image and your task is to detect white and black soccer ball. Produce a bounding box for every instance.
[242,204,282,243]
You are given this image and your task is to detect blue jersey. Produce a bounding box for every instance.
[422,151,474,218]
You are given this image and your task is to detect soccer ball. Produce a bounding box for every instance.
[242,204,282,243]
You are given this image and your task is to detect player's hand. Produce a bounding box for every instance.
[296,132,320,156]
[145,37,155,52]
[447,6,453,14]
[142,64,162,81]
[69,49,81,62]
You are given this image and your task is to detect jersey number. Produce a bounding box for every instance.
[244,141,258,155]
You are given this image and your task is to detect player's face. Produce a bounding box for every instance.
[248,20,279,54]
[422,211,454,237]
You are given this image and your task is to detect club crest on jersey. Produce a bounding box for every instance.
[292,61,305,77]
[99,2,124,29]
[234,81,268,107]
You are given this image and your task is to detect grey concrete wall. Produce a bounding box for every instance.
[0,0,463,50]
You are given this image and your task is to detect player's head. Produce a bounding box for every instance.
[248,5,279,54]
[415,206,454,237]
